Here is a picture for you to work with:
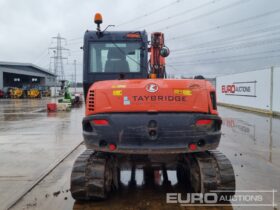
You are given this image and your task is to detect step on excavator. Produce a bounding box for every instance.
[70,13,235,201]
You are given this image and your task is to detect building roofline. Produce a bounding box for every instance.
[0,61,56,77]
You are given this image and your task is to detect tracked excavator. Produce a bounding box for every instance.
[70,13,235,201]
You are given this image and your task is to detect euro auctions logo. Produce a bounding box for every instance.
[222,84,236,94]
[166,190,277,207]
[221,81,257,97]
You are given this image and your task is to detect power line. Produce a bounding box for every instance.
[68,37,83,42]
[169,54,280,66]
[170,24,280,52]
[67,40,83,46]
[166,63,179,72]
[33,48,49,64]
[167,60,280,77]
[116,0,184,28]
[167,21,270,43]
[65,62,83,65]
[168,64,280,76]
[169,37,280,57]
[136,0,221,29]
[167,8,280,41]
[169,48,280,64]
[70,49,83,53]
[170,32,280,58]
[155,0,250,31]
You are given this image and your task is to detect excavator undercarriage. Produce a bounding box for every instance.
[71,150,235,200]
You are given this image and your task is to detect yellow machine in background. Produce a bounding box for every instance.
[27,89,41,98]
[8,87,43,99]
[10,88,24,98]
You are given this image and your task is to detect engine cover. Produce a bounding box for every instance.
[86,79,217,116]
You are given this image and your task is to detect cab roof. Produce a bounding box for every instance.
[84,30,148,42]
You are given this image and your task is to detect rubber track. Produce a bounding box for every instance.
[70,149,108,200]
[190,150,235,197]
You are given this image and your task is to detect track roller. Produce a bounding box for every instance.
[70,149,118,200]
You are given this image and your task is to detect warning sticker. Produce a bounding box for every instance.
[174,89,192,96]
[123,96,131,105]
[112,84,126,89]
[113,90,122,96]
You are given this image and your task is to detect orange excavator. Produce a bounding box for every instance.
[70,13,235,201]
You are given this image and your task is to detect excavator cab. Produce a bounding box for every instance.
[83,30,149,99]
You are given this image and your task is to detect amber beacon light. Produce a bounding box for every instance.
[94,13,103,24]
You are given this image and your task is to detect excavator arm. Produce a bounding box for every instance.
[149,32,169,79]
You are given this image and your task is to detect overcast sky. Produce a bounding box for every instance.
[1,0,280,81]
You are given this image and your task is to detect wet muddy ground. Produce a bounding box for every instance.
[0,99,83,209]
[0,99,279,210]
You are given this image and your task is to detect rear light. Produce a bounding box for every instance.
[126,33,141,38]
[189,143,197,151]
[196,119,213,126]
[109,143,116,151]
[92,119,109,125]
